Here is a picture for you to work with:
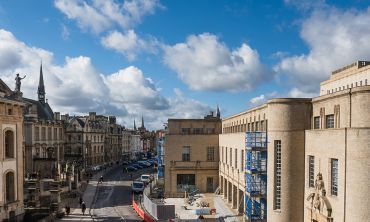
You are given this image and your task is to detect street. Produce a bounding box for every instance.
[60,165,155,222]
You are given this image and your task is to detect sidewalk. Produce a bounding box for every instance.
[213,196,242,222]
[56,169,108,221]
[154,194,242,222]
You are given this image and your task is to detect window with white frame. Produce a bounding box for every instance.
[182,146,190,161]
[274,140,282,210]
[314,116,320,129]
[331,159,338,196]
[308,156,315,187]
[235,149,237,168]
[326,114,334,129]
[207,147,215,161]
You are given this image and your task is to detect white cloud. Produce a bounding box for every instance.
[163,33,272,92]
[0,29,209,129]
[54,0,162,34]
[102,66,168,110]
[249,94,265,104]
[54,0,112,33]
[101,30,157,60]
[248,92,278,107]
[275,6,370,94]
[61,24,70,40]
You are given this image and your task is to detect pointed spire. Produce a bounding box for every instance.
[216,105,220,118]
[134,118,137,131]
[141,116,144,128]
[38,62,45,103]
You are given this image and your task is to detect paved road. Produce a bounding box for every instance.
[92,166,154,222]
[59,165,155,221]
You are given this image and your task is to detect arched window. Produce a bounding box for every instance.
[6,171,15,202]
[5,130,14,158]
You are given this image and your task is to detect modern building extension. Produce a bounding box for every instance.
[164,109,222,196]
[219,61,370,222]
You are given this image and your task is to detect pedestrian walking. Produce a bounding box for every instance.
[79,196,83,206]
[81,201,86,215]
[65,205,71,215]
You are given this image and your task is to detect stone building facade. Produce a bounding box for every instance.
[0,79,25,221]
[304,61,370,222]
[23,65,65,180]
[164,110,221,196]
[105,116,123,164]
[219,61,370,222]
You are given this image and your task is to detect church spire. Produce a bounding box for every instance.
[216,105,221,118]
[141,116,144,128]
[38,62,45,103]
[134,118,137,131]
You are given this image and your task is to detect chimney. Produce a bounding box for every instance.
[109,116,116,124]
[54,112,60,121]
[61,114,69,121]
[89,112,96,120]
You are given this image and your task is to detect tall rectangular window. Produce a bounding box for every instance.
[241,150,244,171]
[35,127,40,141]
[314,116,320,129]
[54,128,57,140]
[182,146,190,161]
[207,147,215,161]
[41,127,46,140]
[308,156,315,187]
[221,146,224,162]
[274,140,282,210]
[230,148,232,166]
[235,149,238,168]
[326,114,334,128]
[331,159,338,196]
[225,147,228,164]
[48,128,52,140]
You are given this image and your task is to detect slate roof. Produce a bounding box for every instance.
[23,97,54,121]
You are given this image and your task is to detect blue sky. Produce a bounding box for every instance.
[1,0,370,129]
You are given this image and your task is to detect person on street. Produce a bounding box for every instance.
[79,197,83,206]
[65,205,71,215]
[81,201,86,215]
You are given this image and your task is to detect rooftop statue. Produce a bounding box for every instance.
[15,73,26,92]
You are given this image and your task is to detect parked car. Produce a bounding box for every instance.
[131,164,143,169]
[131,181,145,193]
[138,161,151,167]
[126,166,137,172]
[121,161,129,166]
[136,162,148,168]
[140,174,151,184]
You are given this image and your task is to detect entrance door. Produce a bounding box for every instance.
[207,177,214,192]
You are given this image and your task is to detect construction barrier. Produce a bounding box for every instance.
[132,195,156,222]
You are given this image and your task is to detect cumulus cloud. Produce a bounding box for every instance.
[248,92,278,107]
[163,33,272,92]
[0,29,210,129]
[275,6,370,95]
[54,0,162,33]
[101,30,158,60]
[102,66,168,110]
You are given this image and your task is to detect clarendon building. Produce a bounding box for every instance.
[0,80,25,221]
[164,109,221,196]
[219,61,370,222]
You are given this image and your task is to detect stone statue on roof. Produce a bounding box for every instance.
[15,73,26,92]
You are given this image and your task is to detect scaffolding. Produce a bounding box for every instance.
[157,137,165,178]
[245,132,267,221]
